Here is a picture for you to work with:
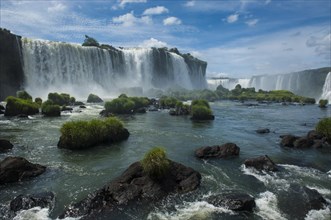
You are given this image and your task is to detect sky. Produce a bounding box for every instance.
[0,0,330,78]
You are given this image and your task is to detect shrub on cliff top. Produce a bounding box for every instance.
[141,147,170,179]
[4,96,39,116]
[58,117,129,149]
[316,117,331,141]
[16,90,32,101]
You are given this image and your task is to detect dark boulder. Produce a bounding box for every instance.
[17,114,28,118]
[307,130,324,140]
[0,139,13,153]
[0,105,4,111]
[207,192,255,212]
[99,110,114,117]
[79,105,86,109]
[61,106,73,111]
[134,107,146,113]
[278,184,327,219]
[244,155,278,171]
[280,135,299,147]
[10,192,55,212]
[59,160,201,219]
[256,128,270,134]
[148,106,159,112]
[293,137,313,148]
[87,94,103,103]
[195,143,240,159]
[0,109,4,115]
[74,101,84,106]
[0,156,46,184]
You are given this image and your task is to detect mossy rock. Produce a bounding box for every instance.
[4,96,39,116]
[87,94,103,103]
[41,100,61,117]
[316,117,331,142]
[58,117,130,149]
[191,105,214,120]
[16,90,32,101]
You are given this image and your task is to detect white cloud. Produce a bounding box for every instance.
[112,11,152,27]
[47,2,66,13]
[227,14,239,23]
[306,32,331,60]
[184,1,195,7]
[143,6,169,15]
[118,0,147,8]
[139,38,168,48]
[163,17,182,26]
[245,19,259,27]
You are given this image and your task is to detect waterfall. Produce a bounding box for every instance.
[21,38,203,99]
[207,78,250,90]
[320,72,331,103]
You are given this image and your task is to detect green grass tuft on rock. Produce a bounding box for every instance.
[316,117,331,142]
[4,96,39,116]
[141,147,170,179]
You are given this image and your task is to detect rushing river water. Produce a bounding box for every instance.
[0,101,330,220]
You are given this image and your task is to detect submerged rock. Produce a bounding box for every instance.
[10,192,55,212]
[244,155,278,171]
[255,128,270,134]
[207,192,256,212]
[59,160,201,219]
[0,139,13,153]
[280,135,299,147]
[293,137,313,148]
[0,156,46,184]
[195,143,240,159]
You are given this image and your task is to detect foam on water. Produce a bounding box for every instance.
[305,206,331,220]
[13,207,81,220]
[147,201,234,220]
[255,191,287,220]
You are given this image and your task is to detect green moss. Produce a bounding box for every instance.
[35,97,42,106]
[4,96,39,116]
[16,90,32,101]
[48,92,75,106]
[87,94,103,103]
[319,99,328,108]
[41,100,61,117]
[59,117,128,149]
[141,147,170,179]
[104,98,135,114]
[191,99,210,108]
[82,35,99,47]
[316,117,331,141]
[159,96,178,108]
[191,105,213,120]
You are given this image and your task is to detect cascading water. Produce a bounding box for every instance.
[320,72,331,103]
[207,78,250,90]
[21,38,202,99]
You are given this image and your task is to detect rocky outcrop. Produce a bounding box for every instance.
[60,160,201,219]
[0,192,54,220]
[280,130,330,149]
[0,139,13,153]
[0,157,46,184]
[280,135,299,147]
[206,192,256,212]
[256,128,270,134]
[195,143,240,159]
[0,29,24,101]
[279,184,327,219]
[293,137,313,148]
[244,155,278,171]
[87,94,103,103]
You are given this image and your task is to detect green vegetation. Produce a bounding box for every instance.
[41,100,61,117]
[159,96,178,108]
[316,117,331,141]
[141,147,170,179]
[319,99,328,108]
[82,35,99,47]
[58,117,128,149]
[4,96,39,116]
[48,92,75,106]
[16,90,32,101]
[104,94,150,114]
[35,97,42,105]
[191,99,214,120]
[87,93,103,103]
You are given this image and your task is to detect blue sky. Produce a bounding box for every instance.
[1,0,330,78]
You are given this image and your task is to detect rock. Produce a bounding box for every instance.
[256,128,270,134]
[16,114,28,118]
[60,160,201,218]
[207,192,255,212]
[0,109,4,115]
[4,97,39,117]
[87,94,103,103]
[0,105,5,111]
[195,143,240,159]
[10,192,55,212]
[74,101,84,106]
[307,130,324,140]
[190,114,215,121]
[0,156,46,184]
[0,139,13,153]
[280,135,299,147]
[148,106,159,112]
[99,110,114,117]
[293,137,313,148]
[134,107,146,113]
[244,155,278,171]
[278,184,327,219]
[79,105,86,109]
[61,106,73,111]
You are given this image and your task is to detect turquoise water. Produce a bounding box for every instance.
[0,101,330,219]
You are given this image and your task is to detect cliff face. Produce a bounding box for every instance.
[0,29,24,101]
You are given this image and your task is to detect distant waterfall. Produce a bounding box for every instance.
[320,72,331,103]
[207,78,250,90]
[21,38,205,99]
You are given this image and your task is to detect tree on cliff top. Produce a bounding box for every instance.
[82,35,99,47]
